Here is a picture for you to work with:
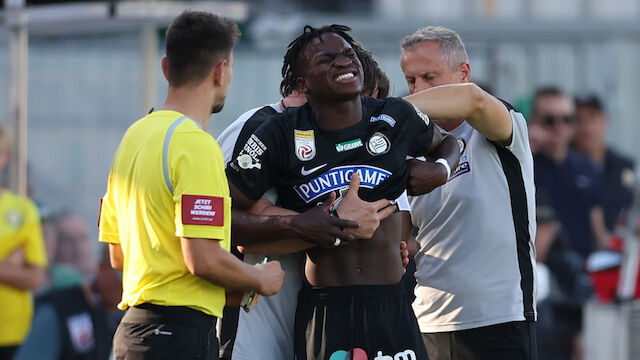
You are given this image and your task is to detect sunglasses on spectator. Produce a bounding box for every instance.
[541,115,575,126]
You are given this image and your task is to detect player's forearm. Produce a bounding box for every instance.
[231,209,300,243]
[239,238,313,255]
[429,133,460,175]
[0,263,46,291]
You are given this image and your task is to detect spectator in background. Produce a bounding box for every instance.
[531,87,597,259]
[0,124,47,359]
[535,190,592,360]
[39,212,92,292]
[16,246,123,360]
[572,92,636,247]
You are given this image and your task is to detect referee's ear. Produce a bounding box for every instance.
[161,56,170,82]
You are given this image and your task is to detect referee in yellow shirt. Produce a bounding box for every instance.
[98,12,284,359]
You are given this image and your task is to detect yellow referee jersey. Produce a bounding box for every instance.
[99,110,231,317]
[0,190,46,346]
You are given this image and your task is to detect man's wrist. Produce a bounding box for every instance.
[435,158,451,181]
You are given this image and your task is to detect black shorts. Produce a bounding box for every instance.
[113,303,218,360]
[294,282,428,360]
[422,321,537,360]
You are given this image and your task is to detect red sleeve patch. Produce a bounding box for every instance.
[181,195,224,226]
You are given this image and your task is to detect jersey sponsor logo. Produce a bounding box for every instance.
[412,105,430,125]
[181,195,224,226]
[450,154,470,180]
[370,114,396,127]
[330,348,367,360]
[335,138,363,153]
[294,129,316,161]
[294,165,391,203]
[366,132,390,156]
[301,163,328,176]
[4,209,24,228]
[237,134,267,169]
[329,348,417,360]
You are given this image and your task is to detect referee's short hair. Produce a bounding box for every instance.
[165,11,240,87]
[401,26,469,71]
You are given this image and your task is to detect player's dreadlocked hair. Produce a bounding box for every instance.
[280,24,358,97]
[353,42,390,99]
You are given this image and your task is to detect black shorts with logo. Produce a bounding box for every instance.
[113,303,217,360]
[294,282,428,360]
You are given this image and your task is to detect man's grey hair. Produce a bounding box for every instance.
[401,26,469,70]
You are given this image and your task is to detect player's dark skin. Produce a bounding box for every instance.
[230,32,456,286]
[332,32,449,286]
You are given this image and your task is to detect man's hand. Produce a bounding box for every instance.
[336,173,397,239]
[3,247,24,267]
[407,158,449,196]
[255,260,285,296]
[291,192,360,248]
[400,240,409,274]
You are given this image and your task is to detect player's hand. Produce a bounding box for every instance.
[291,192,359,248]
[336,173,397,239]
[400,241,409,274]
[255,260,284,296]
[406,158,448,196]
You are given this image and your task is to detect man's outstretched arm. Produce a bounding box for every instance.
[405,82,513,144]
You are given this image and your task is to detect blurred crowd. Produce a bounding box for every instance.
[1,83,638,360]
[527,87,637,360]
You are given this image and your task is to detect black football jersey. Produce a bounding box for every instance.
[226,96,434,213]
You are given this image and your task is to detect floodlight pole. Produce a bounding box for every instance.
[5,0,28,197]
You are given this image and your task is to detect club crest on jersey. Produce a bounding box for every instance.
[366,132,390,156]
[370,114,396,127]
[294,165,391,203]
[4,210,23,228]
[294,129,316,161]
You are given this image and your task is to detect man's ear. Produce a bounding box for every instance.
[459,62,471,83]
[161,56,169,82]
[213,59,227,87]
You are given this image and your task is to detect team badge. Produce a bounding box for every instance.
[4,210,23,228]
[366,132,390,156]
[294,129,316,161]
[457,137,467,155]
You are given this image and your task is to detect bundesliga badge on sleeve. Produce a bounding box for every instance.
[294,129,316,161]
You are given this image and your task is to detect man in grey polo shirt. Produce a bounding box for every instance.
[401,26,538,359]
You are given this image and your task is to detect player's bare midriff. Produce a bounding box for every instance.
[304,211,404,287]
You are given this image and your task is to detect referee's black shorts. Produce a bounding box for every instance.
[113,303,218,360]
[422,321,537,360]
